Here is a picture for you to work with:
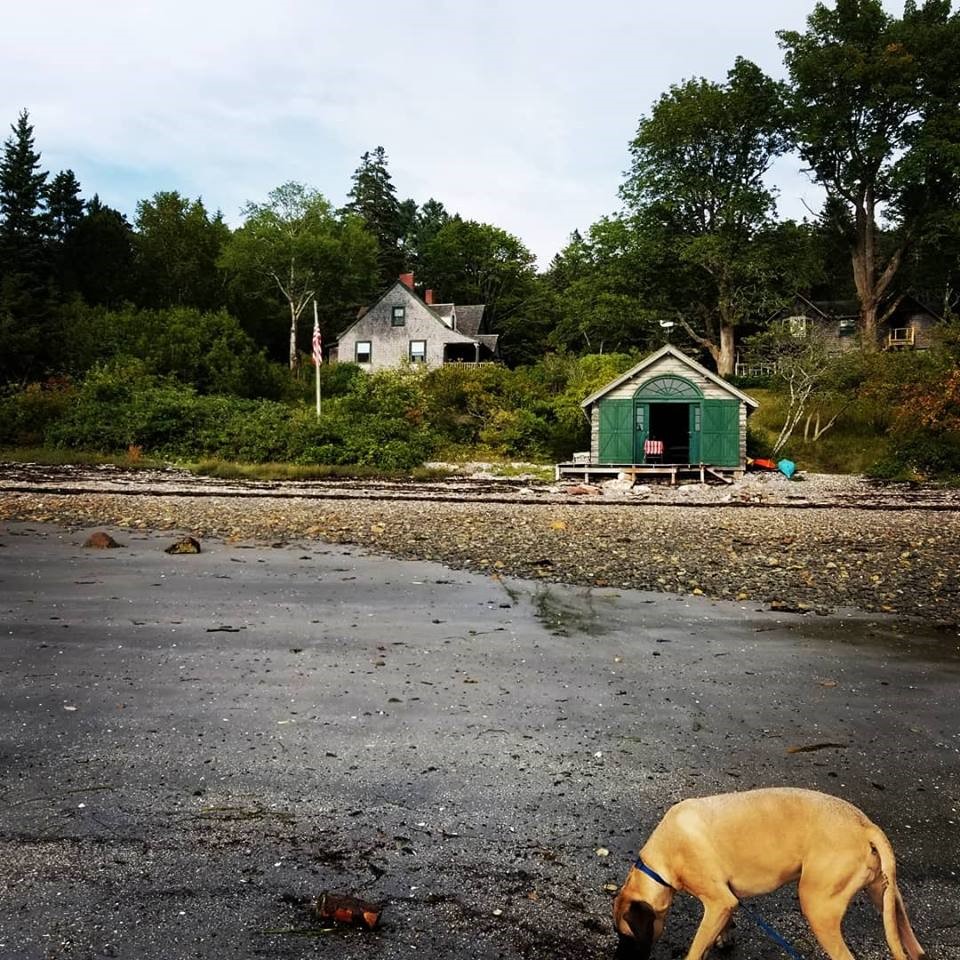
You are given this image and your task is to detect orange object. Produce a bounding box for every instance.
[313,892,381,930]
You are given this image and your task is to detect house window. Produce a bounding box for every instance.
[392,305,406,326]
[787,315,808,338]
[355,340,372,364]
[838,317,856,337]
[409,340,427,363]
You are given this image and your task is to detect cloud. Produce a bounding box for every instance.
[3,0,827,264]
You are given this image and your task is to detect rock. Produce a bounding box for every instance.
[164,536,201,554]
[84,531,121,549]
[565,484,602,496]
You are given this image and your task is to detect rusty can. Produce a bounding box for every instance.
[312,892,381,930]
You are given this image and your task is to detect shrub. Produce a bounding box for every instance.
[54,302,289,400]
[0,377,77,446]
[45,360,206,454]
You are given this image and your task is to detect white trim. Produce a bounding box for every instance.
[580,344,759,409]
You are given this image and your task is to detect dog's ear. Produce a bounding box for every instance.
[615,901,656,960]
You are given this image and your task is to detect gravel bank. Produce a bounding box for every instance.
[2,477,958,626]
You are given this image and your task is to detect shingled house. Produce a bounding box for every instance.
[772,294,942,352]
[333,273,498,371]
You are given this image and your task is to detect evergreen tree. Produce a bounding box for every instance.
[46,169,84,243]
[0,109,52,382]
[0,109,49,276]
[410,198,450,266]
[68,195,136,307]
[345,146,405,282]
[45,169,85,297]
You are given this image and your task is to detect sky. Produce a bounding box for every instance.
[3,1,852,267]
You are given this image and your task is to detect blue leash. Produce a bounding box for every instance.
[634,858,807,960]
[737,903,807,960]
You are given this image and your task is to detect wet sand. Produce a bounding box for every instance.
[0,522,957,959]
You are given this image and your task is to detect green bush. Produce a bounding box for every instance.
[45,360,206,454]
[869,434,960,480]
[54,302,289,400]
[0,377,77,446]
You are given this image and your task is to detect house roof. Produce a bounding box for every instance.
[455,305,485,337]
[768,294,851,323]
[431,303,455,324]
[771,292,943,323]
[580,344,759,410]
[335,280,489,346]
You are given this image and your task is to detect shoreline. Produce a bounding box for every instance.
[2,483,959,627]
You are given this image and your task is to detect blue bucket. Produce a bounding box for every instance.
[777,459,796,479]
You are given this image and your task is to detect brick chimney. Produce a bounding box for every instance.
[399,272,415,289]
[424,289,434,305]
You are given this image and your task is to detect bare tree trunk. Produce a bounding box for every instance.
[852,188,879,350]
[810,406,846,442]
[851,186,908,352]
[717,322,735,377]
[772,371,815,456]
[289,301,299,371]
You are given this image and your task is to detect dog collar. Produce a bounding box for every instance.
[634,857,674,889]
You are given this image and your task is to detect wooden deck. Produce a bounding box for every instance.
[555,461,740,485]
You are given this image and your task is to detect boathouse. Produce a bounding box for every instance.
[558,344,759,484]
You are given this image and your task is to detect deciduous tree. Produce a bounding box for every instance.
[134,191,230,310]
[620,58,792,375]
[418,217,541,364]
[220,182,378,370]
[779,0,960,346]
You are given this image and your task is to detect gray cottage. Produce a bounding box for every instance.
[757,293,944,362]
[558,344,759,484]
[333,274,498,371]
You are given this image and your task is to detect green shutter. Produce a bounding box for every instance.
[700,400,740,466]
[598,399,634,463]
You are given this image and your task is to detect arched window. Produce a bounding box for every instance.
[634,375,702,400]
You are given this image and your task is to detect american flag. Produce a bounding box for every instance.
[312,316,322,366]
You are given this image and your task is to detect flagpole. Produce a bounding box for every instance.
[313,300,322,419]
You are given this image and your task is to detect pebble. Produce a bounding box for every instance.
[1,471,958,625]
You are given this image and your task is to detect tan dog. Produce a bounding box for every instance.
[613,787,925,960]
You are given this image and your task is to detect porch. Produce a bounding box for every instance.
[555,459,739,485]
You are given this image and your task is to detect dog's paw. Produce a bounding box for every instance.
[714,920,737,951]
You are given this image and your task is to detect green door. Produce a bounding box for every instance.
[598,399,633,463]
[633,402,649,463]
[700,399,740,466]
[688,403,701,463]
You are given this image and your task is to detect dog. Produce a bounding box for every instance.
[612,787,925,960]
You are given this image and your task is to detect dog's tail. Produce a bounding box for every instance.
[868,826,924,960]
